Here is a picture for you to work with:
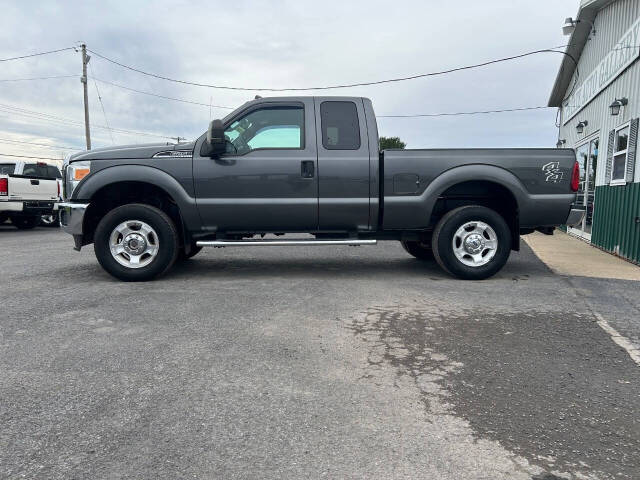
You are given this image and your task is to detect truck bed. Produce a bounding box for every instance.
[381,148,577,229]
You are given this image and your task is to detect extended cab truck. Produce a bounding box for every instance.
[59,96,584,281]
[0,161,61,229]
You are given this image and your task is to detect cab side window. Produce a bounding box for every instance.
[224,106,304,155]
[320,101,361,150]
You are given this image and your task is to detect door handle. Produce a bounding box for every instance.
[301,161,315,178]
[30,179,39,185]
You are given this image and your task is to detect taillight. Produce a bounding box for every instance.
[57,181,60,197]
[0,177,7,196]
[570,161,580,192]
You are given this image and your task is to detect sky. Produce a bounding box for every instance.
[0,0,581,166]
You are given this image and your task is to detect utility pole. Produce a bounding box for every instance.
[80,44,91,150]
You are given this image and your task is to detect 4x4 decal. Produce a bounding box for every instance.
[542,161,564,183]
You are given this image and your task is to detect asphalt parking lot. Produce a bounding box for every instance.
[1,226,639,480]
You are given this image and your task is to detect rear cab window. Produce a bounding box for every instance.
[320,101,361,150]
[22,163,61,179]
[0,163,16,175]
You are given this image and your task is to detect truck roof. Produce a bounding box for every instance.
[224,95,372,121]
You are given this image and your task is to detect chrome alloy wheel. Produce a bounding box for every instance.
[109,220,159,269]
[452,221,498,267]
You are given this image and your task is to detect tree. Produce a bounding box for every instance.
[379,136,406,150]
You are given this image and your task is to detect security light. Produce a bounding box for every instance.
[609,98,628,116]
[576,121,588,134]
[562,17,596,36]
[563,18,576,35]
[556,139,566,148]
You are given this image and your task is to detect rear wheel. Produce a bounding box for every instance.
[400,240,434,261]
[94,203,179,281]
[11,216,39,230]
[432,205,511,280]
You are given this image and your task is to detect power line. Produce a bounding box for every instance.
[87,45,573,92]
[0,153,60,161]
[0,47,75,62]
[0,137,82,150]
[89,63,115,144]
[0,102,177,140]
[0,74,77,82]
[91,76,233,109]
[377,106,552,118]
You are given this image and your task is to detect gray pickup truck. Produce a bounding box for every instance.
[60,96,583,281]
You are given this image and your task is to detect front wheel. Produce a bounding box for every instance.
[432,206,511,280]
[94,204,179,281]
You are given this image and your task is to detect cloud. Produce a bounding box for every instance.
[0,0,578,164]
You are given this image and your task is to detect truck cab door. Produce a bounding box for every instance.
[193,99,318,232]
[314,98,371,231]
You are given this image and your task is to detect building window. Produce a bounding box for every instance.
[611,123,629,184]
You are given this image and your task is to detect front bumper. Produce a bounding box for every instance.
[566,207,586,227]
[59,202,89,236]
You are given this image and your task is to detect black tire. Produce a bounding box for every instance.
[0,213,8,224]
[400,240,434,261]
[432,205,511,280]
[11,216,39,230]
[178,244,202,261]
[40,212,60,228]
[93,203,179,282]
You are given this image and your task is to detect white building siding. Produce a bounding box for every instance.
[559,0,640,185]
[569,0,640,79]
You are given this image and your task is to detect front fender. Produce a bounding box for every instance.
[72,164,201,230]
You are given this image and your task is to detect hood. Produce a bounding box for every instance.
[67,141,196,163]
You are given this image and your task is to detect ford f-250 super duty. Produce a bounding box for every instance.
[59,96,584,281]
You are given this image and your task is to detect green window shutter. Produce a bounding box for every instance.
[626,118,639,183]
[605,129,616,184]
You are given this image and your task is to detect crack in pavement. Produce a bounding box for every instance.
[349,303,640,480]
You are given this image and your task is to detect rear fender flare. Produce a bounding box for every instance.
[384,164,528,230]
[425,164,527,217]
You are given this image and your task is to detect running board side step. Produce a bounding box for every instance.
[196,239,378,247]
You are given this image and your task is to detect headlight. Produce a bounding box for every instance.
[65,161,91,199]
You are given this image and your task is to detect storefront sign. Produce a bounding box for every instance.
[563,16,640,124]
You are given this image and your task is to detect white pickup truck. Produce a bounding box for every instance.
[0,161,61,229]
